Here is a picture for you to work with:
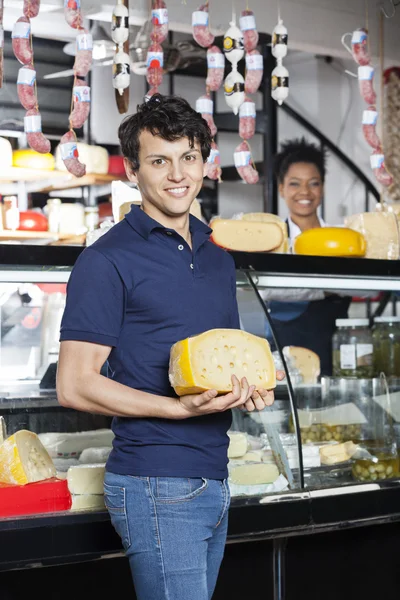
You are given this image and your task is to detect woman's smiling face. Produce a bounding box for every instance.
[279,161,323,218]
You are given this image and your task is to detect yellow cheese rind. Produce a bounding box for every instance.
[210,219,283,252]
[13,149,55,171]
[169,329,276,395]
[283,346,320,384]
[240,213,289,253]
[0,430,56,485]
[345,212,400,260]
[293,227,366,257]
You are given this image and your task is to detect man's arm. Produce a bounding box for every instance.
[57,340,257,420]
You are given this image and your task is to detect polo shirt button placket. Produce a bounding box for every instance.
[178,245,184,251]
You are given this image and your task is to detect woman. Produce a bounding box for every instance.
[266,137,351,376]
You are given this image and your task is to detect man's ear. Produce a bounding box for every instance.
[124,158,139,184]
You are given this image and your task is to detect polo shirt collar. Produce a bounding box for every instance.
[125,203,212,240]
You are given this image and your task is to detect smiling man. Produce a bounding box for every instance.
[57,94,278,600]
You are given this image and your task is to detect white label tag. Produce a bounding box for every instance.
[246,53,263,70]
[234,150,251,168]
[352,30,367,44]
[362,109,378,125]
[77,33,93,51]
[24,114,42,133]
[370,153,384,169]
[0,26,4,49]
[60,142,78,160]
[358,65,374,80]
[73,86,91,103]
[357,343,373,365]
[239,15,256,31]
[207,52,225,68]
[340,344,356,370]
[152,8,168,25]
[239,101,256,118]
[17,67,36,86]
[146,51,164,68]
[207,148,220,164]
[196,97,213,114]
[192,10,209,26]
[12,21,31,39]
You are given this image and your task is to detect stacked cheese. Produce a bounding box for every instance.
[169,329,276,396]
[345,212,400,260]
[210,212,289,253]
[67,464,106,510]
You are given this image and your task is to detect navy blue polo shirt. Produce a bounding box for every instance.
[60,204,240,479]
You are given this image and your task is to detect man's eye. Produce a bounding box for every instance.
[184,155,196,162]
[153,159,165,166]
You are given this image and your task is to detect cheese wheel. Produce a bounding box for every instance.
[239,212,289,253]
[169,328,276,396]
[210,218,283,252]
[13,149,55,171]
[67,464,105,495]
[283,346,320,384]
[345,212,400,260]
[293,227,366,257]
[55,142,109,174]
[0,137,13,168]
[0,430,56,485]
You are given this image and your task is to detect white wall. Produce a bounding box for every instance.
[90,51,382,224]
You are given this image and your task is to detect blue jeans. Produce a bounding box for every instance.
[104,471,230,600]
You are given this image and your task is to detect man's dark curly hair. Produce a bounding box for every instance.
[274,137,327,184]
[118,94,212,171]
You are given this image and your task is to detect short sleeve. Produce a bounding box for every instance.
[60,248,126,347]
[229,257,241,329]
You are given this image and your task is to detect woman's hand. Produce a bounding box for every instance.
[240,370,285,412]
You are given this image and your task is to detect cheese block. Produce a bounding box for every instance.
[0,417,6,445]
[71,494,106,511]
[79,446,112,464]
[0,430,56,485]
[229,463,279,485]
[12,149,55,171]
[293,227,366,257]
[239,213,289,253]
[283,346,320,384]
[345,212,400,260]
[210,218,283,252]
[169,329,276,396]
[38,429,114,458]
[228,432,249,458]
[0,137,13,168]
[55,143,109,174]
[320,441,357,465]
[67,464,105,495]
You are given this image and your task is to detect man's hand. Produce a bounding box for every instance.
[176,375,255,419]
[240,370,285,412]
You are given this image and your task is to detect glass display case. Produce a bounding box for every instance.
[1,246,400,577]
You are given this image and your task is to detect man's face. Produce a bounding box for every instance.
[124,130,207,218]
[279,162,323,219]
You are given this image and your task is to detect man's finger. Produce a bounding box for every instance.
[276,370,285,381]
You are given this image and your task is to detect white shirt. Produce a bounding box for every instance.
[287,216,327,250]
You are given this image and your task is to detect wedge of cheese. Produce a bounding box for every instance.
[0,430,56,485]
[345,212,400,260]
[229,463,279,485]
[294,227,366,257]
[228,432,249,458]
[169,329,276,396]
[320,441,357,465]
[210,218,283,252]
[239,213,289,253]
[283,346,320,384]
[67,464,105,495]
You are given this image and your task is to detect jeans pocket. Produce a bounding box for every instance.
[152,477,208,503]
[104,482,131,550]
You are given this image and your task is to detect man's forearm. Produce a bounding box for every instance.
[57,371,182,419]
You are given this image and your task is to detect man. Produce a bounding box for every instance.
[57,94,279,600]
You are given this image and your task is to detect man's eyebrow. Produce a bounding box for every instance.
[145,149,201,159]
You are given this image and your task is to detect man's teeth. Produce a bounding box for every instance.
[298,199,311,205]
[167,187,187,194]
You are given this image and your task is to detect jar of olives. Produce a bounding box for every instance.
[372,316,400,378]
[332,319,373,378]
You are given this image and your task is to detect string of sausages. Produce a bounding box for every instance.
[12,0,51,154]
[192,1,222,181]
[111,0,130,104]
[271,17,289,105]
[145,0,168,98]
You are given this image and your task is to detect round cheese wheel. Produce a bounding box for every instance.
[13,149,55,171]
[0,137,13,168]
[294,227,366,257]
[18,211,48,232]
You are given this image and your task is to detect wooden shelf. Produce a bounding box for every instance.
[0,230,86,245]
[0,168,126,192]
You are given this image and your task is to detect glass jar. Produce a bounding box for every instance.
[372,316,400,378]
[332,319,373,378]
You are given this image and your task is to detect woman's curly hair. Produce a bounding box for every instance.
[275,137,327,183]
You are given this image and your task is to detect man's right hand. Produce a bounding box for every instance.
[175,375,255,419]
